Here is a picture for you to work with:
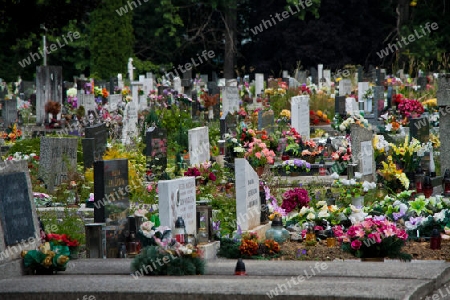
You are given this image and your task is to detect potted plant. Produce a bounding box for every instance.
[338,218,412,261]
[244,138,276,175]
[279,158,311,176]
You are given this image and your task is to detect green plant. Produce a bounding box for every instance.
[38,208,86,246]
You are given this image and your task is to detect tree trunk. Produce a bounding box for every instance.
[223,1,236,80]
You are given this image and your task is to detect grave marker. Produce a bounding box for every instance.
[158,176,196,235]
[438,75,450,174]
[291,95,310,140]
[339,79,352,96]
[109,94,122,111]
[122,99,138,144]
[188,126,210,166]
[85,123,108,161]
[258,109,274,133]
[38,137,78,192]
[350,125,375,182]
[3,99,17,126]
[145,127,168,172]
[35,66,63,125]
[410,117,430,144]
[235,158,260,231]
[222,86,240,114]
[93,159,129,224]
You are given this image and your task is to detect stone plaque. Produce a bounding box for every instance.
[235,158,260,231]
[85,123,108,161]
[188,126,210,166]
[291,95,310,140]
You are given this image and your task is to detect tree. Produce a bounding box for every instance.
[89,0,134,79]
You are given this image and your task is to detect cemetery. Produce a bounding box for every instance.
[1,0,450,299]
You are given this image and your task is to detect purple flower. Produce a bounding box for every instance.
[373,215,385,221]
[392,212,404,221]
[212,221,220,231]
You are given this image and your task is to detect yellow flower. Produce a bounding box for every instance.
[423,98,437,107]
[395,172,410,189]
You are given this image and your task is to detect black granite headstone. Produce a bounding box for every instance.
[410,117,430,144]
[191,92,198,119]
[335,96,346,116]
[94,159,129,223]
[82,138,95,169]
[417,77,427,91]
[0,172,35,246]
[310,67,318,84]
[358,66,363,82]
[145,127,168,172]
[85,123,108,161]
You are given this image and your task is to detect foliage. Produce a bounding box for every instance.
[89,0,134,79]
[38,208,86,246]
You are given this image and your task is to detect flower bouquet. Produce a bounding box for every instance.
[281,187,310,214]
[132,221,205,276]
[339,218,412,261]
[397,98,424,119]
[330,147,351,175]
[244,138,276,168]
[279,159,311,176]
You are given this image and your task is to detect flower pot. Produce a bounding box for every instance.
[255,166,264,177]
[302,156,316,164]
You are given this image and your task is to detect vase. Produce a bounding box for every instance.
[255,166,264,177]
[361,257,385,262]
[265,217,290,244]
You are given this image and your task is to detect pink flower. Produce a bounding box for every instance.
[368,232,382,243]
[351,240,362,250]
[255,152,262,159]
[147,184,153,192]
[397,230,408,240]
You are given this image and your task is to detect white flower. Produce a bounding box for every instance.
[349,211,368,224]
[306,212,316,220]
[339,124,346,132]
[299,206,310,217]
[385,123,392,132]
[135,209,149,218]
[354,172,362,179]
[331,172,340,179]
[362,181,376,192]
[341,179,350,186]
[316,201,327,208]
[318,211,330,218]
[434,210,447,222]
[349,179,357,185]
[140,221,154,232]
[231,138,237,143]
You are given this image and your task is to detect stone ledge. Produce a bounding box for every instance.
[197,241,220,261]
[0,259,24,280]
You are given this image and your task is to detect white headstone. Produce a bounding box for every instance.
[291,95,310,140]
[282,70,289,78]
[142,77,153,96]
[318,64,323,88]
[235,158,261,231]
[139,75,145,82]
[173,77,182,93]
[118,74,124,89]
[78,93,96,114]
[108,94,122,111]
[122,100,138,144]
[158,176,196,235]
[131,81,146,110]
[222,86,240,114]
[345,97,359,115]
[323,69,331,89]
[218,78,226,87]
[360,140,374,175]
[128,58,135,81]
[339,79,352,96]
[188,126,210,166]
[358,82,370,112]
[255,73,264,97]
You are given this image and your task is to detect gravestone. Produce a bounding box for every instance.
[310,67,318,84]
[38,137,78,192]
[438,75,450,174]
[417,77,427,91]
[345,97,359,115]
[122,99,138,144]
[220,111,238,139]
[200,75,208,86]
[207,82,221,119]
[297,71,307,84]
[318,64,324,89]
[109,94,122,111]
[182,70,192,87]
[358,82,370,112]
[335,96,346,116]
[255,73,264,98]
[188,126,210,166]
[410,117,430,144]
[78,93,96,114]
[3,99,17,126]
[35,66,63,125]
[93,159,129,226]
[117,74,124,89]
[387,86,393,108]
[191,92,199,119]
[258,109,274,133]
[357,66,363,82]
[339,79,352,96]
[131,82,145,110]
[323,69,331,89]
[235,158,260,231]
[173,77,182,94]
[0,160,41,274]
[350,124,375,182]
[85,123,108,161]
[82,138,95,170]
[373,86,385,121]
[158,176,196,235]
[145,127,168,172]
[291,95,310,140]
[222,86,240,114]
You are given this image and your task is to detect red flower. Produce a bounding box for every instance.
[351,240,362,250]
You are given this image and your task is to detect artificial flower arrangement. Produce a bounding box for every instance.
[377,155,410,192]
[388,135,426,174]
[184,161,217,184]
[309,110,331,125]
[330,147,352,174]
[331,173,377,206]
[132,220,205,276]
[0,123,22,142]
[338,217,412,261]
[279,159,311,175]
[22,233,76,274]
[332,113,371,134]
[66,87,78,109]
[223,132,246,158]
[217,231,281,259]
[281,187,311,214]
